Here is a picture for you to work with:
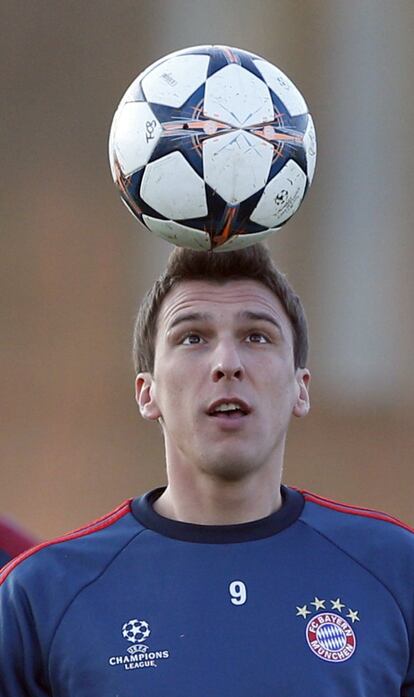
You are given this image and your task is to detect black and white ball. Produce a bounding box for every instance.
[109,45,316,252]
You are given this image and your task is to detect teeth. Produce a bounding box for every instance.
[214,403,240,413]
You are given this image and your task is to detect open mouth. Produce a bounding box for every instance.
[207,400,250,418]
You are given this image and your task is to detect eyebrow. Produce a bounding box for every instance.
[238,310,283,333]
[167,312,213,331]
[167,310,283,333]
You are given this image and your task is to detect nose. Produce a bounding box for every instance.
[211,341,245,383]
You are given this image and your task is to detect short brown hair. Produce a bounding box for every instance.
[133,243,308,374]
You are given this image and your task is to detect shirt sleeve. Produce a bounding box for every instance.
[0,571,50,697]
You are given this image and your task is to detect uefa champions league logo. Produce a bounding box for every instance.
[122,619,151,654]
[108,618,170,670]
[108,617,170,671]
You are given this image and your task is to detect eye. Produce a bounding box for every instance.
[181,333,204,345]
[245,332,269,344]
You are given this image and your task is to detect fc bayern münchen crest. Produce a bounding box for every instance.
[306,612,356,663]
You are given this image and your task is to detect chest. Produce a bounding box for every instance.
[48,542,407,696]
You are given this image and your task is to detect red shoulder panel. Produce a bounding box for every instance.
[0,499,132,585]
[0,518,38,558]
[301,489,414,534]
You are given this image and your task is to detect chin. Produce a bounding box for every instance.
[200,456,258,483]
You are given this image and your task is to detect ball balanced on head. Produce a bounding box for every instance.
[109,44,317,252]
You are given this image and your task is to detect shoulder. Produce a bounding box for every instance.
[298,488,414,592]
[0,499,135,589]
[299,488,414,541]
[296,488,414,655]
[0,499,148,663]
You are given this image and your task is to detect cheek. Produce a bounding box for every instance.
[257,366,298,405]
[154,371,189,414]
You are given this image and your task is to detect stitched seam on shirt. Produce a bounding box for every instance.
[45,527,149,687]
[298,518,411,654]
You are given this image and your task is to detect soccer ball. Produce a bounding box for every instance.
[122,619,151,644]
[109,45,316,252]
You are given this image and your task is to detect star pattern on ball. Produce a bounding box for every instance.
[109,44,316,251]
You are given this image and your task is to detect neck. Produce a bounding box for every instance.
[153,468,283,525]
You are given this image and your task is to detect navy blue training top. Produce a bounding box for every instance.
[1,486,414,696]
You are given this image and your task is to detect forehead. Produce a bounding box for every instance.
[158,278,292,334]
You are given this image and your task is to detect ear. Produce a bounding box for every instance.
[293,369,311,418]
[135,373,162,421]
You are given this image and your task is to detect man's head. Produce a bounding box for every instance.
[133,243,308,376]
[133,243,310,486]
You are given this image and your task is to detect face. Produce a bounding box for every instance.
[136,279,310,483]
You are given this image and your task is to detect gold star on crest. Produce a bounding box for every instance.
[311,597,326,610]
[331,598,345,612]
[346,608,360,623]
[296,604,311,618]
